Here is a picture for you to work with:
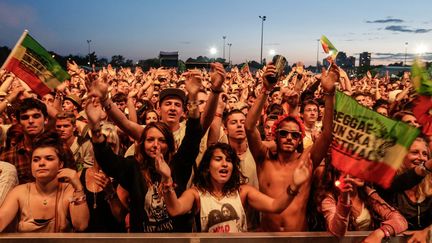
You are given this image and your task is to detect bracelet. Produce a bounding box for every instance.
[69,195,87,205]
[210,86,223,94]
[322,90,335,96]
[215,113,223,118]
[379,227,390,239]
[287,184,299,196]
[162,181,177,194]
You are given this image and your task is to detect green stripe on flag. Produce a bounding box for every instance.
[21,34,70,82]
[412,59,432,96]
[320,35,338,60]
[335,91,419,149]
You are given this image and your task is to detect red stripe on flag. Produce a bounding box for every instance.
[4,57,51,96]
[331,148,397,188]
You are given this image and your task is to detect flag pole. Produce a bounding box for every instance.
[1,30,29,70]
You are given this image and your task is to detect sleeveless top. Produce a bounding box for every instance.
[18,183,72,233]
[143,182,174,232]
[199,191,247,232]
[79,168,124,232]
[354,203,372,230]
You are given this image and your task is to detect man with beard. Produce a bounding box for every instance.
[245,62,339,231]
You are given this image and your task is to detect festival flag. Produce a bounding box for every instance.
[412,59,432,96]
[332,91,420,188]
[412,59,432,135]
[320,35,339,61]
[241,62,250,74]
[1,30,70,96]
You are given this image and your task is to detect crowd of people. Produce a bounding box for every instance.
[0,59,430,242]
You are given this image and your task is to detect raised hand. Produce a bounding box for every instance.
[262,64,277,91]
[57,168,81,190]
[85,98,104,128]
[92,169,112,192]
[88,76,109,101]
[67,60,80,74]
[154,147,171,181]
[321,62,340,93]
[184,69,202,97]
[210,62,226,91]
[128,88,139,99]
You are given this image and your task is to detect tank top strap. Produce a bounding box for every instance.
[79,168,87,190]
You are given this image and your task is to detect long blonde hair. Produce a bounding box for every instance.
[399,136,432,202]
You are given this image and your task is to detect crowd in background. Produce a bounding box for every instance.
[0,59,430,243]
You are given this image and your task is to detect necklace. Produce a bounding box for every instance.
[93,183,97,209]
[89,168,99,209]
[35,183,57,206]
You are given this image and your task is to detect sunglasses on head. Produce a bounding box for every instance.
[277,129,302,139]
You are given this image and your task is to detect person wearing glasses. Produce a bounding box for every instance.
[244,62,340,232]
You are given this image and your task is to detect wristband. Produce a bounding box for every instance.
[322,90,335,96]
[210,86,223,94]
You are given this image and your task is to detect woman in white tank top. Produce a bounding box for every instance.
[155,143,311,232]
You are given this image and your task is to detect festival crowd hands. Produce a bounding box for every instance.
[0,56,430,243]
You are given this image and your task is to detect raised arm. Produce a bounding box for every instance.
[88,77,143,141]
[242,149,311,213]
[245,64,276,164]
[310,64,339,168]
[127,89,139,123]
[155,148,197,216]
[200,62,225,132]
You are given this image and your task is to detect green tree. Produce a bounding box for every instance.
[110,55,125,67]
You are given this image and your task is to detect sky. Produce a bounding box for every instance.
[1,0,432,66]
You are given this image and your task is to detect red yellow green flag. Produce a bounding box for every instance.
[1,30,70,96]
[412,59,432,96]
[412,59,432,135]
[320,35,339,61]
[332,91,420,188]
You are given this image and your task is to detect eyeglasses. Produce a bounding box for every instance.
[277,129,302,139]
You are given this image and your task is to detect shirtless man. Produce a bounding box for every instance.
[245,63,339,231]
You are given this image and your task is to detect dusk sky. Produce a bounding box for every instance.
[1,0,432,66]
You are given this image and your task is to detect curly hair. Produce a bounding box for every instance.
[193,143,247,196]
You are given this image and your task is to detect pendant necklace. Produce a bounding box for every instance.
[92,169,98,209]
[93,183,97,209]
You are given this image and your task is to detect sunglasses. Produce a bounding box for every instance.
[277,129,302,139]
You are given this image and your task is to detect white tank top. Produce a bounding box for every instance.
[199,191,247,232]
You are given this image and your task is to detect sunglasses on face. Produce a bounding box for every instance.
[277,129,302,139]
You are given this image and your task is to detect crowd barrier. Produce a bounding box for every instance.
[1,231,425,243]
